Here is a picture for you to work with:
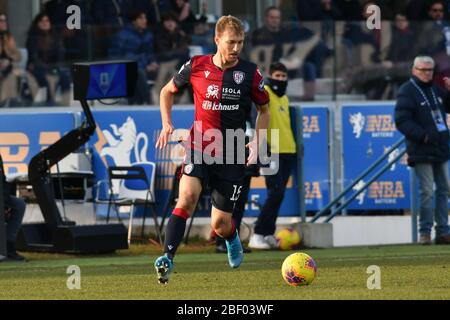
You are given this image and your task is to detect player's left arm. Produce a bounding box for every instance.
[248,66,270,165]
[247,103,270,165]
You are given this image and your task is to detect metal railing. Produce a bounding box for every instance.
[311,137,406,223]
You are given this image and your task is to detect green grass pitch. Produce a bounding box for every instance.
[1,243,450,300]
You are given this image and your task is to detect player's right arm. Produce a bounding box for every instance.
[156,58,193,149]
[156,80,177,149]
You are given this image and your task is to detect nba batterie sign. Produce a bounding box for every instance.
[238,106,331,216]
[342,104,410,210]
[0,112,76,176]
[302,107,330,211]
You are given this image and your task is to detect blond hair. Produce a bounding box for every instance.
[215,15,244,37]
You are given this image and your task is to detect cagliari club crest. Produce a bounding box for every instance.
[233,71,245,84]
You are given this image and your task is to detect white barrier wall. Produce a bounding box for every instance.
[330,216,414,246]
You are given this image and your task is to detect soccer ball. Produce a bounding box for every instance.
[276,228,301,250]
[281,252,317,286]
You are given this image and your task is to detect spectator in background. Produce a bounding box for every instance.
[383,12,417,90]
[295,0,342,21]
[252,6,331,101]
[26,13,71,105]
[428,0,449,22]
[91,0,135,60]
[415,1,450,89]
[317,0,342,20]
[344,12,416,99]
[44,0,91,26]
[292,0,341,72]
[334,0,405,22]
[92,0,172,27]
[444,0,450,17]
[295,0,323,21]
[394,56,450,245]
[360,0,404,20]
[190,1,215,54]
[109,10,159,104]
[315,0,342,44]
[1,153,27,261]
[406,0,429,20]
[421,1,450,56]
[387,13,416,64]
[330,0,407,21]
[91,0,173,59]
[384,12,416,88]
[143,0,175,31]
[139,0,175,30]
[248,62,296,250]
[91,0,133,29]
[0,13,21,105]
[44,0,91,62]
[155,11,190,64]
[340,1,394,98]
[342,1,383,63]
[334,0,363,21]
[152,11,191,104]
[383,0,412,19]
[0,13,20,79]
[171,0,206,35]
[296,0,342,41]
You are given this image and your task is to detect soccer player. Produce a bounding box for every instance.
[154,15,270,284]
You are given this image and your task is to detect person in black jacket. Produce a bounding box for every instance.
[394,55,450,245]
[154,11,190,64]
[0,154,26,261]
[26,13,70,105]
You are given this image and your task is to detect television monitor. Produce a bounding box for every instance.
[72,60,137,101]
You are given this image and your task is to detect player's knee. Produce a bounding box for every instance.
[211,216,231,234]
[177,191,199,212]
[211,218,225,232]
